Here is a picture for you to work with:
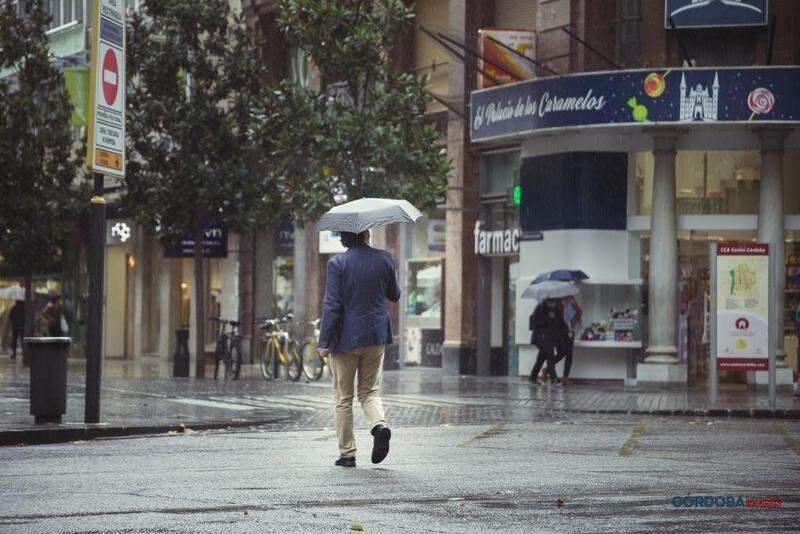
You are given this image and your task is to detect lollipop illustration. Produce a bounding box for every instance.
[747,87,775,121]
[644,72,666,98]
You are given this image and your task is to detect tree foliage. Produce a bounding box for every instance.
[125,0,274,243]
[0,0,82,298]
[125,0,271,376]
[260,0,449,224]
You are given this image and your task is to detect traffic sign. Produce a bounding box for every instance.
[87,0,125,177]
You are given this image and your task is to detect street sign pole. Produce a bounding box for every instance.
[85,172,106,424]
[709,242,718,407]
[84,0,124,423]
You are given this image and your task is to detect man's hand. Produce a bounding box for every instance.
[317,347,330,359]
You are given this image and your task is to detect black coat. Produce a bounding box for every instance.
[529,302,567,347]
[9,303,25,331]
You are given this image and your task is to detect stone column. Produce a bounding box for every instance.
[441,0,489,375]
[644,132,680,365]
[757,128,790,370]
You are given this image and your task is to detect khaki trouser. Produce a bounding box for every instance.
[329,345,386,458]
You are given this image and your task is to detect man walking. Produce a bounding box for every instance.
[318,230,401,468]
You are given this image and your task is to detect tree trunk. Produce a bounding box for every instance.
[193,228,206,378]
[23,274,34,365]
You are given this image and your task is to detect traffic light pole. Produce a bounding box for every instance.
[85,172,106,424]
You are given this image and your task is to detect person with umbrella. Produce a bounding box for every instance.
[317,198,419,468]
[529,297,567,384]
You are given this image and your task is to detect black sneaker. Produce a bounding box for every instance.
[528,376,542,385]
[335,456,356,468]
[371,424,391,464]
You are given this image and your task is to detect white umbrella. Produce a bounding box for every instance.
[316,198,423,234]
[521,281,580,300]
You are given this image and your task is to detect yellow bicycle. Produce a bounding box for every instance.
[256,315,302,381]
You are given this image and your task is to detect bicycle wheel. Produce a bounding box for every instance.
[301,340,324,381]
[229,341,242,380]
[285,341,303,382]
[259,339,276,381]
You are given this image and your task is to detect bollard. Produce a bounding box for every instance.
[173,328,190,378]
[25,337,71,424]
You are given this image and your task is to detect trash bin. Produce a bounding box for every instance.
[25,337,71,424]
[173,328,190,378]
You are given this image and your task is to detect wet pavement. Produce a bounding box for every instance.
[1,414,798,532]
[1,357,799,435]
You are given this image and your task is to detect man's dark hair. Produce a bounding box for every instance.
[50,296,62,304]
[339,231,368,249]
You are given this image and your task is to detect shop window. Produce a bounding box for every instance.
[633,150,787,216]
[46,0,81,31]
[480,151,520,197]
[405,259,442,324]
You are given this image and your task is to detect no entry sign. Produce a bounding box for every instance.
[102,49,119,107]
[87,0,125,177]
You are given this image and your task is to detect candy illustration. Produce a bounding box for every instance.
[747,87,775,121]
[644,72,666,98]
[628,97,648,122]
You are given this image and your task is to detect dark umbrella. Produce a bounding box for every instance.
[532,270,589,284]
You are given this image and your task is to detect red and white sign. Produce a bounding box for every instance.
[102,48,119,107]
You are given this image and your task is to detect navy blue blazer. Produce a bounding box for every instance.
[318,245,401,354]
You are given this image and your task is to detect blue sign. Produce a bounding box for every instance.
[164,223,228,258]
[665,0,767,28]
[470,67,800,142]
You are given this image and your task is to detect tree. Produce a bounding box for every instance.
[125,0,273,377]
[260,0,450,225]
[0,0,83,342]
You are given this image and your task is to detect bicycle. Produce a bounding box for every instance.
[255,314,302,381]
[210,317,243,380]
[300,318,326,381]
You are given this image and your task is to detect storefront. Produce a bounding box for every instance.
[471,66,800,383]
[475,151,521,375]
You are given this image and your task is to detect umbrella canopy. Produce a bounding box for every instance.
[532,270,589,284]
[316,198,423,234]
[521,281,580,300]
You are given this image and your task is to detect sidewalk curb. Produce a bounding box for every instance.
[566,408,800,419]
[0,417,290,447]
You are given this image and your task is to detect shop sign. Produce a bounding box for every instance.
[474,221,520,256]
[477,29,535,89]
[106,219,132,246]
[87,0,125,177]
[277,217,294,256]
[164,223,228,258]
[427,219,446,252]
[470,67,800,142]
[665,0,767,29]
[715,242,769,370]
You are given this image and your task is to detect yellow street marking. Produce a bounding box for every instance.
[618,420,647,457]
[773,422,800,457]
[457,423,507,448]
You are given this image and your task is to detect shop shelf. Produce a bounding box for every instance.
[574,340,642,349]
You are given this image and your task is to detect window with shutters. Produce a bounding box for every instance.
[615,0,641,68]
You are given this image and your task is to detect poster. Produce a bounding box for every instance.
[715,243,769,370]
[477,29,535,89]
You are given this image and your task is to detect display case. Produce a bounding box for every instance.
[574,279,644,350]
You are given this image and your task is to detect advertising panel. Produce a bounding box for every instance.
[477,29,535,89]
[715,242,769,370]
